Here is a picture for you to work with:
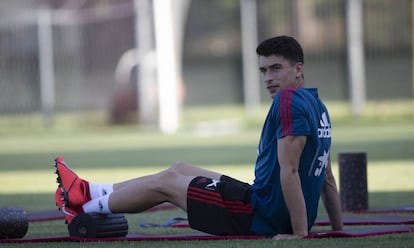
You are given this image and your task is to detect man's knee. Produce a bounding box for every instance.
[157,166,188,187]
[169,162,192,174]
[154,167,193,205]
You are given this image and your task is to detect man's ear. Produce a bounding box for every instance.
[295,63,304,78]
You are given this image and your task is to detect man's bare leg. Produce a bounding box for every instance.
[107,163,222,213]
[113,162,222,191]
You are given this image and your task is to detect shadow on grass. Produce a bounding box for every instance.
[1,137,414,172]
[0,145,257,171]
[331,139,414,162]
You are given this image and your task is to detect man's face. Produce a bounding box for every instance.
[258,55,303,98]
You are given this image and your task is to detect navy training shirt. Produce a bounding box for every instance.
[250,87,332,235]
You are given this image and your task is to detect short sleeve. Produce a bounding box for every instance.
[275,88,310,139]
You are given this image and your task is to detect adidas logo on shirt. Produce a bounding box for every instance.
[317,112,331,138]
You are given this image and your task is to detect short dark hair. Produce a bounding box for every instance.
[256,36,304,65]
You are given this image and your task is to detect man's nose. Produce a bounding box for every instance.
[263,71,274,83]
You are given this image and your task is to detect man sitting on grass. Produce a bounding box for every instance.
[54,35,343,239]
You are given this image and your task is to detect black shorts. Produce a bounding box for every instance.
[187,175,254,235]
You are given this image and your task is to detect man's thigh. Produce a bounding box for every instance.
[186,176,253,235]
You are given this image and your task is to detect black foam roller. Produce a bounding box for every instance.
[339,152,368,211]
[68,213,128,238]
[0,207,29,239]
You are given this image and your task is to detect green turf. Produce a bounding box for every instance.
[0,102,413,247]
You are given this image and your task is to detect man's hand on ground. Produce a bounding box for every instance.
[272,234,305,240]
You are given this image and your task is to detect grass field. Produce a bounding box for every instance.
[0,101,413,247]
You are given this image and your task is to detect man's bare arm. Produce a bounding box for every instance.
[277,135,308,238]
[321,159,343,231]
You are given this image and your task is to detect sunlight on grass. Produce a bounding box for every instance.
[1,161,413,194]
[331,161,414,192]
[0,130,261,154]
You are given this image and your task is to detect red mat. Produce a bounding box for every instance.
[353,205,414,214]
[0,225,412,243]
[315,216,414,226]
[139,215,414,228]
[28,210,414,227]
[305,225,413,239]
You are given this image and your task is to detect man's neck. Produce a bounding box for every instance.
[294,78,304,88]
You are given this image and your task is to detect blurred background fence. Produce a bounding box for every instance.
[0,0,412,131]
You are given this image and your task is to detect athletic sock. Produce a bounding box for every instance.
[89,183,113,199]
[82,194,112,214]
